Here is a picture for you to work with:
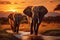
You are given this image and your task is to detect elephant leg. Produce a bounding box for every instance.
[35,24,39,35]
[34,19,38,35]
[10,20,15,32]
[33,20,37,35]
[30,20,34,34]
[11,25,14,32]
[16,24,20,34]
[14,22,17,33]
[35,18,43,35]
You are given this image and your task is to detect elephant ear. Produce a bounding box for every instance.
[8,14,13,20]
[23,6,32,17]
[38,6,48,15]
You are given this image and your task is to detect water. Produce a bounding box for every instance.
[6,30,60,40]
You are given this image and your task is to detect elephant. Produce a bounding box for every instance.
[23,6,48,35]
[8,13,26,34]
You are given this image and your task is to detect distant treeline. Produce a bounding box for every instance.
[43,16,60,23]
[0,16,60,24]
[0,17,9,24]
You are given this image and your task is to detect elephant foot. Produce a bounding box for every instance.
[34,31,38,35]
[30,32,33,35]
[30,31,33,35]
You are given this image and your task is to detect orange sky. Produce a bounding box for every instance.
[0,0,60,13]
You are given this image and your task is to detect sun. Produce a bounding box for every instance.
[8,9,16,12]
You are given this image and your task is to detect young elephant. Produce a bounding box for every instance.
[23,6,48,35]
[8,13,23,34]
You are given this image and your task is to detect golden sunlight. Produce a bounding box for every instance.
[8,9,16,12]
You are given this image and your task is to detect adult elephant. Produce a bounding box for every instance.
[8,13,23,34]
[23,6,48,35]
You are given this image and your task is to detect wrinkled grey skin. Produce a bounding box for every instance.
[8,13,24,33]
[23,6,48,35]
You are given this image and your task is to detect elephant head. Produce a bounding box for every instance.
[14,14,23,22]
[14,14,28,24]
[23,6,48,18]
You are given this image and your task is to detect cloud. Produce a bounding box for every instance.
[14,2,18,4]
[21,2,26,3]
[54,0,60,2]
[0,1,11,4]
[49,0,54,3]
[15,7,24,9]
